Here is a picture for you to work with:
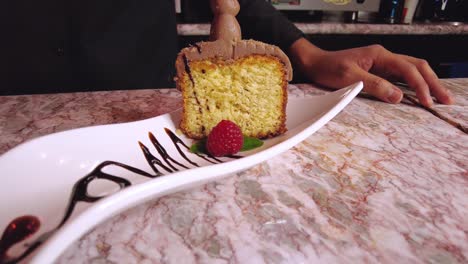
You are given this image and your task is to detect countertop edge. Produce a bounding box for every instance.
[177,22,468,36]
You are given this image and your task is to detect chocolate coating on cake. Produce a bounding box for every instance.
[175,39,293,82]
[175,0,292,83]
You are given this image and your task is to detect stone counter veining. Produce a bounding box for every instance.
[177,22,468,36]
[0,79,467,263]
[432,79,468,129]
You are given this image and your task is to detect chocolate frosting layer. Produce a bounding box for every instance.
[175,39,293,82]
[175,0,293,83]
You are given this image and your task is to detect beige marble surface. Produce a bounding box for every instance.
[433,79,468,129]
[0,80,467,263]
[177,22,468,36]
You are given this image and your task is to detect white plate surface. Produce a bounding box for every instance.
[0,82,362,263]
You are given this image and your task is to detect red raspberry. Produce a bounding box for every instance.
[206,120,243,157]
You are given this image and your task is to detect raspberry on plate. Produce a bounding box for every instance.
[206,120,243,157]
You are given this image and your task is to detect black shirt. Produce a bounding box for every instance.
[0,0,302,95]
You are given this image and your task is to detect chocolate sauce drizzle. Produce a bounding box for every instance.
[0,128,239,264]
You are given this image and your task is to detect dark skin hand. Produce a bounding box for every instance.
[288,38,454,107]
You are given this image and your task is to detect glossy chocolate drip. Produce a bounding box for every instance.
[139,141,174,174]
[0,216,40,264]
[0,128,237,263]
[148,132,189,171]
[59,161,136,228]
[164,128,224,164]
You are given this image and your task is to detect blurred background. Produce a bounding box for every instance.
[176,0,468,80]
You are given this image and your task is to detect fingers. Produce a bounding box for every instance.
[373,52,436,107]
[299,43,454,107]
[398,54,454,105]
[364,45,454,106]
[371,48,454,106]
[351,66,403,104]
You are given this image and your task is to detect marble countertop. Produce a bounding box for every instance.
[178,22,468,36]
[0,79,467,263]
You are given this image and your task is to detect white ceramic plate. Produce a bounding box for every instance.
[0,82,362,264]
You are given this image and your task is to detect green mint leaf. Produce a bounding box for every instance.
[241,136,264,151]
[190,138,207,154]
[189,136,263,155]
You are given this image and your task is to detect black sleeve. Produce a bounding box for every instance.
[237,0,304,52]
[185,0,304,52]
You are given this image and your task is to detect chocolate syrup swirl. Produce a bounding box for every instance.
[163,128,223,164]
[0,216,40,264]
[0,128,240,264]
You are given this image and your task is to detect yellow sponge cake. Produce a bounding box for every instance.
[175,0,292,139]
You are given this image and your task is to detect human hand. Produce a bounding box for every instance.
[288,38,454,107]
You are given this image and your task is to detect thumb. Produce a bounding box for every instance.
[353,67,403,104]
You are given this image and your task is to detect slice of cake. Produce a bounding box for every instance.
[175,0,293,139]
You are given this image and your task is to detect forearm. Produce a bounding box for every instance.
[288,37,326,75]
